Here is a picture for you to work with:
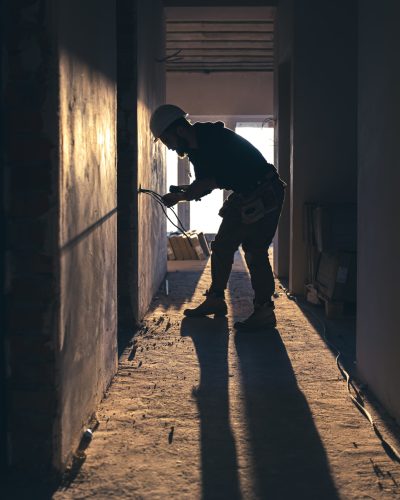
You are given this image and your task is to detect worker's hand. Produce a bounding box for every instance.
[185,178,217,201]
[161,192,185,207]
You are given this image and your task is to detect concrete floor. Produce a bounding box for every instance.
[54,251,400,499]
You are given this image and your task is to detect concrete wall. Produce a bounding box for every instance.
[273,0,292,278]
[58,0,117,468]
[357,0,400,422]
[167,72,273,116]
[136,0,167,319]
[288,0,358,292]
[117,0,139,329]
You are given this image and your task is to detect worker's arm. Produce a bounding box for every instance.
[162,178,217,207]
[184,178,217,201]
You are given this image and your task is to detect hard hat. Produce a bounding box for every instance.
[150,104,187,140]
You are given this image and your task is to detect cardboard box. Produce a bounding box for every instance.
[314,251,356,302]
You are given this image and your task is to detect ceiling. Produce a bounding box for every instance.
[164,7,275,73]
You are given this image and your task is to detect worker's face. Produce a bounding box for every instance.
[159,128,190,158]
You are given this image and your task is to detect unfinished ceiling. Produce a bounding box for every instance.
[164,7,275,73]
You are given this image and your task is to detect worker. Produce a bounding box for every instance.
[150,104,286,331]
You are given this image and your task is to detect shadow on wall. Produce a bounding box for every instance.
[59,0,116,83]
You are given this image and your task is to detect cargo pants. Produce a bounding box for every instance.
[210,178,285,305]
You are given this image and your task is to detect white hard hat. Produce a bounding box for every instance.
[150,104,187,140]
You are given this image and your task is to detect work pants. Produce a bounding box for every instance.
[210,179,285,305]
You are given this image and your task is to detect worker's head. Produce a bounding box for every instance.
[150,104,192,157]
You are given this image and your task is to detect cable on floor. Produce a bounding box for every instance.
[280,284,400,463]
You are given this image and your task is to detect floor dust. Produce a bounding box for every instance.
[54,251,400,499]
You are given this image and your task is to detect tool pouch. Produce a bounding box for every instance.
[240,183,278,224]
[218,193,241,218]
[241,197,267,224]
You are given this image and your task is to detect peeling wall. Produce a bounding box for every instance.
[58,0,117,467]
[357,0,400,422]
[136,0,167,319]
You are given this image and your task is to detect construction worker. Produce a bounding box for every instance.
[150,104,286,331]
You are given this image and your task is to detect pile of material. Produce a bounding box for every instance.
[167,231,210,260]
[304,203,357,317]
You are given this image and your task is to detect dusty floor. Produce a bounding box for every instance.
[53,251,400,499]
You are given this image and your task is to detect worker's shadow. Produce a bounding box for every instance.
[181,317,241,500]
[234,328,339,499]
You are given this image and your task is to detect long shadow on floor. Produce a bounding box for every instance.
[234,329,339,499]
[227,251,338,498]
[181,317,241,500]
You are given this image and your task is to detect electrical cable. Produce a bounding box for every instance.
[146,191,185,233]
[280,284,400,464]
[147,192,188,236]
[139,188,194,248]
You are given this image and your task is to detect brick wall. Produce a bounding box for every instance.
[2,0,59,477]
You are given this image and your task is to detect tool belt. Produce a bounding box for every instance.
[218,173,283,224]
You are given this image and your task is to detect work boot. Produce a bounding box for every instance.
[234,301,276,331]
[184,290,228,317]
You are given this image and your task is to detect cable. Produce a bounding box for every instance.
[280,284,400,463]
[145,191,184,232]
[139,188,195,248]
[146,191,188,236]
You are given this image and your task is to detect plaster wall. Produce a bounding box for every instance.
[58,0,117,467]
[357,0,400,422]
[289,0,357,292]
[167,72,273,116]
[136,0,167,319]
[117,0,139,329]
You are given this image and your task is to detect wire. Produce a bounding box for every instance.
[146,191,187,235]
[280,284,400,464]
[139,188,195,248]
[145,191,183,231]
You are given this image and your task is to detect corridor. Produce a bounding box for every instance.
[54,253,400,499]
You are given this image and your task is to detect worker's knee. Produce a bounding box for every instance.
[211,237,238,256]
[243,247,269,267]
